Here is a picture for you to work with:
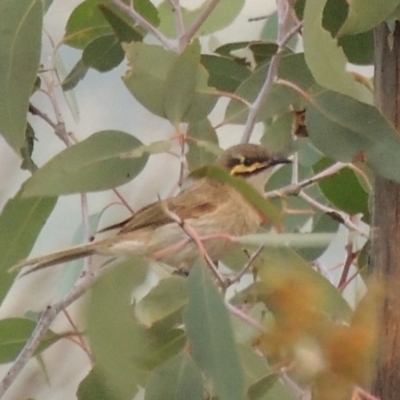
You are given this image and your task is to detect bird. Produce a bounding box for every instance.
[11,143,290,276]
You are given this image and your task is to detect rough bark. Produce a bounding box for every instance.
[371,21,400,399]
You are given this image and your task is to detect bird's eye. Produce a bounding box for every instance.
[243,158,252,167]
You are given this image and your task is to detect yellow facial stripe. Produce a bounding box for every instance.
[230,162,267,175]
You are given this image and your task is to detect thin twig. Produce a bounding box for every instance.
[158,200,226,287]
[228,244,264,285]
[179,0,221,51]
[167,0,185,41]
[338,218,357,288]
[225,301,265,332]
[28,103,58,130]
[0,271,98,397]
[298,191,369,238]
[240,7,303,144]
[265,162,349,199]
[110,0,175,50]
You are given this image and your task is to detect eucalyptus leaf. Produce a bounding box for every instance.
[0,318,60,363]
[0,0,42,152]
[303,0,372,103]
[307,90,400,183]
[22,130,149,197]
[184,263,245,400]
[0,193,57,304]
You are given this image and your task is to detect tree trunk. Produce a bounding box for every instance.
[371,21,400,398]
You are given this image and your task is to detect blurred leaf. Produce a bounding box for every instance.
[303,0,372,103]
[0,0,42,153]
[123,42,216,123]
[338,1,400,36]
[247,374,279,400]
[307,90,400,183]
[225,53,313,124]
[82,34,124,72]
[237,232,335,251]
[186,118,219,171]
[215,41,279,68]
[22,130,149,197]
[254,247,352,323]
[261,12,298,50]
[158,0,245,37]
[339,31,374,66]
[62,59,89,91]
[98,4,142,43]
[261,113,294,155]
[77,366,119,400]
[134,0,160,27]
[163,42,200,125]
[0,193,57,304]
[145,352,203,400]
[87,259,152,399]
[184,263,245,400]
[64,0,111,49]
[313,158,370,222]
[0,318,60,363]
[201,54,251,92]
[135,276,188,327]
[191,165,283,227]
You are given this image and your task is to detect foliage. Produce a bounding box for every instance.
[0,0,394,399]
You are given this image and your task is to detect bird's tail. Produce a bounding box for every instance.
[9,241,101,276]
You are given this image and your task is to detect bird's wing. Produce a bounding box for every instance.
[116,179,225,234]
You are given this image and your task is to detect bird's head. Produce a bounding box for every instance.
[216,143,291,192]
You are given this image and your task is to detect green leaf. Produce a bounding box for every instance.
[237,232,336,250]
[303,0,372,103]
[123,43,217,122]
[145,352,203,400]
[77,366,120,400]
[0,318,60,363]
[338,1,400,36]
[82,34,124,72]
[183,263,245,400]
[225,53,313,124]
[0,0,43,153]
[247,374,279,400]
[163,42,200,125]
[313,158,370,222]
[0,193,57,304]
[201,54,251,92]
[22,130,149,197]
[186,118,219,171]
[62,59,89,91]
[135,276,188,327]
[307,90,400,183]
[87,260,150,399]
[64,0,112,49]
[98,4,142,43]
[191,165,283,227]
[158,0,245,37]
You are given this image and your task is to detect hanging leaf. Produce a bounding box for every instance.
[0,0,42,153]
[184,263,245,400]
[22,131,150,197]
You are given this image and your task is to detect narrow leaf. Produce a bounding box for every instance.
[307,90,400,183]
[0,318,60,363]
[303,0,372,103]
[22,130,149,197]
[0,193,56,304]
[184,263,245,400]
[0,0,43,152]
[145,352,203,400]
